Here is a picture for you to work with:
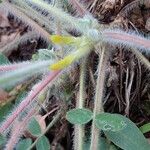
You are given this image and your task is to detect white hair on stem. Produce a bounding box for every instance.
[103,29,150,53]
[5,108,35,150]
[0,61,30,72]
[0,70,61,134]
[0,60,54,88]
[25,0,83,32]
[0,2,50,42]
[10,0,53,33]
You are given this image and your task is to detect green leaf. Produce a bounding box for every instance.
[15,91,27,105]
[16,138,32,150]
[0,102,13,123]
[140,123,150,134]
[95,113,126,131]
[27,117,41,137]
[66,108,93,125]
[32,49,56,61]
[0,53,9,65]
[97,113,150,150]
[0,134,6,146]
[36,135,50,150]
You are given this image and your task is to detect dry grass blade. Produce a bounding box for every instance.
[119,0,140,17]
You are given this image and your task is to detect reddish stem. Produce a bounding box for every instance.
[104,31,150,50]
[5,108,36,150]
[0,63,29,72]
[0,70,61,134]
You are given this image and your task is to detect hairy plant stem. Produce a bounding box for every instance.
[5,108,36,150]
[12,0,53,33]
[0,62,30,71]
[27,110,62,150]
[26,0,82,32]
[78,59,87,108]
[90,47,107,150]
[0,60,52,72]
[0,60,54,88]
[0,70,61,134]
[74,58,87,150]
[0,2,50,42]
[104,30,150,50]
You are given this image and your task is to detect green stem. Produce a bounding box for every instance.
[27,111,61,150]
[90,47,107,150]
[74,58,87,150]
[78,59,86,108]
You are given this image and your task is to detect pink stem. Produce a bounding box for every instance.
[0,70,61,134]
[0,62,30,72]
[5,108,36,150]
[103,31,150,50]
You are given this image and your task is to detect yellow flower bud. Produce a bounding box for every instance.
[50,35,77,45]
[49,35,94,70]
[49,55,76,70]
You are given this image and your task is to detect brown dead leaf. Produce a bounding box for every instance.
[0,88,9,102]
[0,11,10,27]
[145,18,150,31]
[92,0,124,22]
[34,107,59,134]
[143,0,150,9]
[0,32,20,48]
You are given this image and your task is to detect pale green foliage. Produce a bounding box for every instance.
[66,108,93,125]
[140,123,150,134]
[104,114,150,150]
[27,117,42,137]
[36,136,50,150]
[16,139,32,150]
[95,113,127,132]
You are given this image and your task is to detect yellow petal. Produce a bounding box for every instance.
[50,35,76,45]
[49,55,75,70]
